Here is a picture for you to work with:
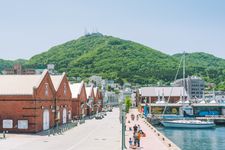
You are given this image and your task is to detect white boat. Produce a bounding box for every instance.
[161,120,216,128]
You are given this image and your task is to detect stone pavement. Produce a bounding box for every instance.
[125,109,180,150]
[0,108,121,150]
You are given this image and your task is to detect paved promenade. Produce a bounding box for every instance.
[125,109,180,150]
[0,108,121,150]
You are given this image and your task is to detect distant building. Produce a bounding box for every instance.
[138,87,187,104]
[89,75,102,86]
[104,91,119,107]
[2,64,36,75]
[173,76,205,99]
[137,86,188,114]
[2,64,58,75]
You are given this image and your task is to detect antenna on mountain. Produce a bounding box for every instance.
[84,28,88,36]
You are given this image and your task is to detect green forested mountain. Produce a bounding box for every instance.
[1,33,225,88]
[26,33,179,84]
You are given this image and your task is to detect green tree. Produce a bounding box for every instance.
[125,96,132,113]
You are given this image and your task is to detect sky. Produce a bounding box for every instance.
[0,0,225,60]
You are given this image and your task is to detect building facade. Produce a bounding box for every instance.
[0,70,72,133]
[93,87,103,113]
[51,73,72,125]
[69,81,88,119]
[137,87,188,114]
[173,76,205,99]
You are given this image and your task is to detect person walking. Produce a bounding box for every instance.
[133,124,138,132]
[129,137,133,147]
[133,131,138,147]
[137,130,141,147]
[137,124,141,132]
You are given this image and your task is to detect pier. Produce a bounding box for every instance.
[125,109,180,150]
[196,115,225,124]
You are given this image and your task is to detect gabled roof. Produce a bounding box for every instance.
[51,73,65,91]
[69,81,84,98]
[0,70,48,95]
[140,87,187,97]
[85,85,94,98]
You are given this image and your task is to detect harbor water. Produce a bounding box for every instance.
[156,126,225,150]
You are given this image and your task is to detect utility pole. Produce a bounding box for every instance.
[121,104,127,150]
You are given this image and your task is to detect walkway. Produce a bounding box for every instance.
[0,108,121,150]
[125,109,180,150]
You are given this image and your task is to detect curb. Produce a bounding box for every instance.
[143,119,181,150]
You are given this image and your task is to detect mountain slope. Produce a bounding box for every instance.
[27,33,178,84]
[26,33,225,86]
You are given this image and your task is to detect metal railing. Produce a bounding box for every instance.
[47,121,78,136]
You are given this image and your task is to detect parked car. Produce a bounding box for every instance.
[95,113,103,119]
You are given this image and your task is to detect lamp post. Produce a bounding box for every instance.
[87,98,93,116]
[121,104,127,150]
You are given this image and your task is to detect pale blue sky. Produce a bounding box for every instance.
[0,0,225,60]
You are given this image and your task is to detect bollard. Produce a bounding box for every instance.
[48,129,50,137]
[53,128,55,136]
[3,131,5,139]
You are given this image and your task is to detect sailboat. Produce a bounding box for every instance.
[161,52,216,129]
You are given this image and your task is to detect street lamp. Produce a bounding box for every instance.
[121,104,127,150]
[87,98,93,116]
[80,103,85,119]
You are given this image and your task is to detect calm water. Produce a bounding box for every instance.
[156,126,225,150]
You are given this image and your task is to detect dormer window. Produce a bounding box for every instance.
[64,83,67,96]
[45,83,48,96]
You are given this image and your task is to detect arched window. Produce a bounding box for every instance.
[64,83,67,96]
[45,83,48,96]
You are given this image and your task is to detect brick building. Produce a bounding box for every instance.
[69,81,87,119]
[0,70,72,133]
[51,73,72,125]
[137,87,188,114]
[2,64,36,75]
[93,87,103,113]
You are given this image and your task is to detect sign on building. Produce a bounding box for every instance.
[18,120,28,129]
[3,119,13,128]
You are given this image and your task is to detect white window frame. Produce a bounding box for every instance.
[3,119,13,128]
[18,120,28,129]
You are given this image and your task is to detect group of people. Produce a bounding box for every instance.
[128,114,146,149]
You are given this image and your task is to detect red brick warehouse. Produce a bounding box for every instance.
[93,87,103,113]
[0,70,72,133]
[51,73,72,126]
[69,81,88,119]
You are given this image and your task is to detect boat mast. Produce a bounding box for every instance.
[182,52,186,113]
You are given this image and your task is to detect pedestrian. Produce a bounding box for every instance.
[136,114,139,121]
[133,124,138,132]
[137,131,141,147]
[133,131,138,146]
[129,137,133,147]
[137,124,141,132]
